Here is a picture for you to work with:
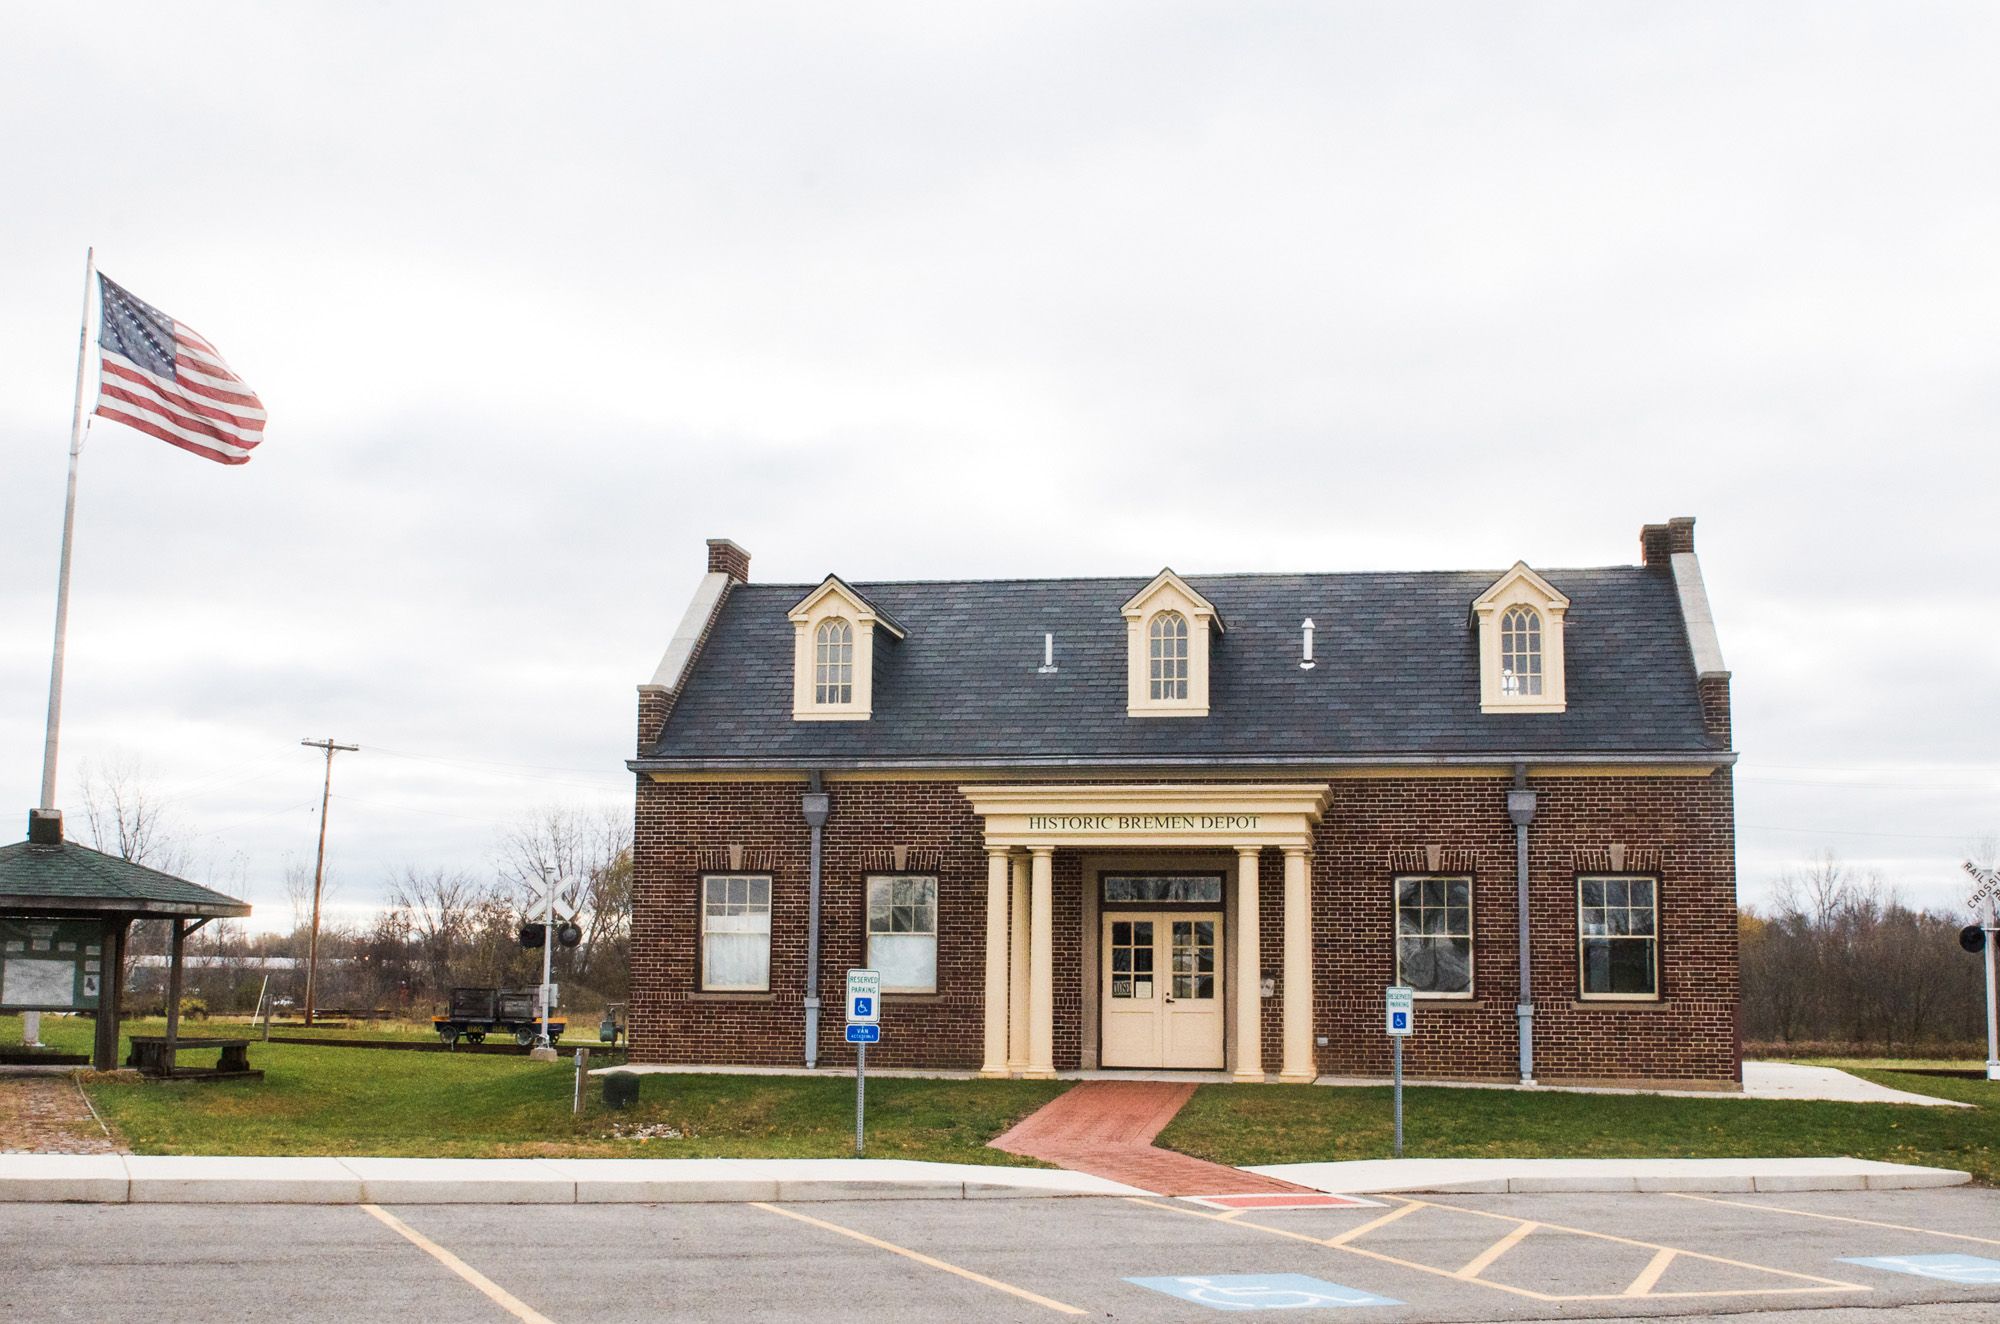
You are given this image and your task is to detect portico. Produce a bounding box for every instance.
[964,784,1329,1084]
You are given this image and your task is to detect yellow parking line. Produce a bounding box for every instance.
[750,1202,1087,1316]
[1455,1220,1539,1279]
[1667,1192,2000,1249]
[360,1204,555,1324]
[1624,1248,1677,1296]
[1326,1198,1424,1247]
[1409,1196,1869,1293]
[1124,1194,1869,1303]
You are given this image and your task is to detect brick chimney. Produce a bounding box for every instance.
[706,538,751,582]
[1640,516,1696,567]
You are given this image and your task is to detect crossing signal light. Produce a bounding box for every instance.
[556,921,583,949]
[519,922,546,950]
[1962,925,1987,955]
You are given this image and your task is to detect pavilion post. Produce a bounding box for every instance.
[92,918,127,1072]
[165,918,186,1053]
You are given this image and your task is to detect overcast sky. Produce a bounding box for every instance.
[3,5,1996,929]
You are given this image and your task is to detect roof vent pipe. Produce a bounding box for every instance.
[1038,632,1058,675]
[1300,619,1316,671]
[801,773,830,1069]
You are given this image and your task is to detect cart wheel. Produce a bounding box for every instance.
[515,1028,536,1047]
[439,1026,460,1049]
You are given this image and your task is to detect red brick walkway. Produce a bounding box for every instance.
[990,1080,1308,1196]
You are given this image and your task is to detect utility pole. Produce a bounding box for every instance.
[300,738,358,1026]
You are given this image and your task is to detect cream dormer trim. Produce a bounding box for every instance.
[789,575,905,721]
[1122,569,1222,718]
[1472,562,1570,714]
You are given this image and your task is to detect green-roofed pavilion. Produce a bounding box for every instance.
[3,808,250,1069]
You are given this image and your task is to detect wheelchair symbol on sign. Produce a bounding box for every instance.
[852,997,873,1018]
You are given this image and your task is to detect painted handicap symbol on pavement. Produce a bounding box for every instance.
[1126,1274,1401,1310]
[1842,1254,2000,1285]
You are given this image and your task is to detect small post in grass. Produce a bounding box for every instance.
[573,1047,587,1116]
[855,1042,866,1157]
[1385,985,1414,1159]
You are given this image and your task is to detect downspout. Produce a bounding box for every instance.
[802,773,830,1069]
[1508,762,1538,1085]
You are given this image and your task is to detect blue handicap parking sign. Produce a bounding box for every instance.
[1126,1274,1401,1311]
[844,1024,879,1043]
[1842,1254,2000,1285]
[852,997,873,1018]
[1390,1012,1408,1030]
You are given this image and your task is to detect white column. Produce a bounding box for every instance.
[1280,847,1315,1083]
[980,846,1011,1077]
[1233,846,1264,1082]
[1008,852,1030,1072]
[1027,846,1056,1078]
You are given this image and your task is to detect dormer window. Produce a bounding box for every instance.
[1148,611,1189,700]
[1473,562,1569,713]
[789,575,905,721]
[1499,605,1542,697]
[814,618,854,704]
[1123,570,1220,717]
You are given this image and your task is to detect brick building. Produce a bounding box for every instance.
[629,517,1739,1088]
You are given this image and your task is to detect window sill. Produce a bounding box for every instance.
[882,991,942,1002]
[1568,998,1666,1010]
[690,991,776,1002]
[1414,997,1485,1009]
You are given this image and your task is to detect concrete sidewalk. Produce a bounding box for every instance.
[0,1151,1969,1204]
[1252,1155,1974,1195]
[0,1153,1147,1205]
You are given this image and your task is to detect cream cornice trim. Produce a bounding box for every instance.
[787,575,906,638]
[959,782,1331,849]
[638,760,1733,783]
[1121,568,1223,630]
[1472,561,1571,616]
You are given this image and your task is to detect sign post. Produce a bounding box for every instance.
[845,969,881,1156]
[1385,986,1414,1158]
[1966,865,2000,1082]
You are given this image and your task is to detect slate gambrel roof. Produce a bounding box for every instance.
[637,564,1724,770]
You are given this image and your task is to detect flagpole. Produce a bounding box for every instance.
[40,247,96,813]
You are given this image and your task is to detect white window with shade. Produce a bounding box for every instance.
[701,874,771,991]
[813,617,853,705]
[1148,611,1189,701]
[866,874,937,992]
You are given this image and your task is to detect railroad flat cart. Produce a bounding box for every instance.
[432,986,565,1047]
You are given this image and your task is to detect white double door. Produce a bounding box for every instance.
[1100,910,1225,1070]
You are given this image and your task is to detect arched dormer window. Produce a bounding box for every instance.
[789,575,905,721]
[1499,605,1542,697]
[814,617,854,705]
[1123,570,1220,717]
[1472,562,1569,713]
[1148,611,1189,701]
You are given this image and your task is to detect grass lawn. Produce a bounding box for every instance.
[1,1013,1062,1163]
[1159,1064,2000,1185]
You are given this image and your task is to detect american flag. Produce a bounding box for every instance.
[94,274,265,465]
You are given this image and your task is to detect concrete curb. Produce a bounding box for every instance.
[1249,1156,1974,1196]
[0,1154,1148,1205]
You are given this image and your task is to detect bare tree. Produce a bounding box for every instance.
[498,804,632,995]
[388,868,490,1004]
[283,858,340,937]
[77,753,189,872]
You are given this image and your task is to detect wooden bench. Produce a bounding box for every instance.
[126,1036,262,1081]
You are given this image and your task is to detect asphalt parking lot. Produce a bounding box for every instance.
[5,1186,2000,1322]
